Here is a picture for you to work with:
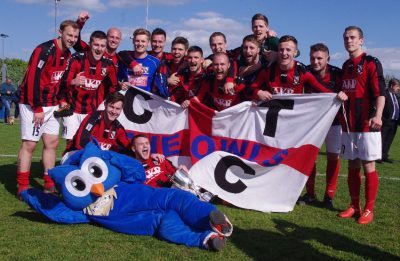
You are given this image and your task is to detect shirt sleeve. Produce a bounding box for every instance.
[24,46,50,113]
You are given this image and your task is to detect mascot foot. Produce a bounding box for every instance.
[210,210,233,237]
[206,233,227,251]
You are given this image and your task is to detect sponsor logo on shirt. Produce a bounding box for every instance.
[146,166,162,182]
[82,79,102,90]
[129,76,149,87]
[342,79,357,92]
[51,71,64,83]
[273,87,295,94]
[214,97,232,109]
[99,142,112,150]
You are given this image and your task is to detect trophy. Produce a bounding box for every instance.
[170,168,215,202]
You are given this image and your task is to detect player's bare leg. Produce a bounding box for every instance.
[42,134,59,193]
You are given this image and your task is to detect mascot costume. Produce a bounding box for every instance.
[21,141,233,251]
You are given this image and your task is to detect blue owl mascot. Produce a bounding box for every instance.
[21,141,233,251]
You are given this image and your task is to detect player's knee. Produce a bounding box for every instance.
[43,136,59,149]
[21,141,37,154]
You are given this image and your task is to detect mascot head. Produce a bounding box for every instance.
[49,141,145,210]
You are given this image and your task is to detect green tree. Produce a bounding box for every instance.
[0,58,28,85]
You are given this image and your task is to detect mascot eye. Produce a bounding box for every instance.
[81,157,109,184]
[71,178,86,191]
[65,170,91,197]
[89,165,103,178]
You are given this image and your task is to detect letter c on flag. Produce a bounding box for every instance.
[124,88,153,124]
[214,156,256,193]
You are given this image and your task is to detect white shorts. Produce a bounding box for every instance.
[62,113,88,139]
[325,125,342,154]
[341,132,382,161]
[20,104,60,141]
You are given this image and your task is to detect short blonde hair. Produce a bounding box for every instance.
[132,28,151,41]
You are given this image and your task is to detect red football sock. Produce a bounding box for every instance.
[16,171,30,194]
[364,170,379,211]
[306,163,316,196]
[43,173,55,189]
[325,159,340,199]
[348,167,361,207]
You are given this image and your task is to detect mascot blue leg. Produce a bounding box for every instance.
[157,210,211,249]
[89,210,163,236]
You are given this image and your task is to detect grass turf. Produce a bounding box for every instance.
[0,121,399,260]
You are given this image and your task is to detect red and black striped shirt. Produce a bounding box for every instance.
[341,53,385,132]
[250,61,332,96]
[196,75,246,111]
[58,52,117,114]
[19,39,71,112]
[169,67,205,104]
[64,110,130,154]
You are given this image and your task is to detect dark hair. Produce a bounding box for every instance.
[105,92,125,105]
[389,78,400,88]
[279,35,298,47]
[90,30,107,42]
[172,36,189,50]
[251,13,269,26]
[344,26,364,39]
[242,34,260,47]
[59,20,80,31]
[310,43,329,55]
[131,133,149,146]
[187,45,203,56]
[151,28,166,38]
[209,32,226,45]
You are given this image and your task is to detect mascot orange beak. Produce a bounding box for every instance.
[91,183,105,197]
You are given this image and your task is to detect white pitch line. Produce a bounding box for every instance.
[317,173,400,181]
[0,154,61,160]
[0,153,399,181]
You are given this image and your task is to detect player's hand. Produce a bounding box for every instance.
[181,100,190,109]
[263,50,278,66]
[33,112,44,127]
[268,29,278,37]
[72,72,86,86]
[119,81,130,91]
[257,90,272,101]
[168,72,180,86]
[60,101,69,108]
[202,59,212,69]
[369,116,382,131]
[151,153,165,163]
[133,63,144,76]
[239,63,262,77]
[337,91,348,102]
[78,11,90,24]
[224,82,235,95]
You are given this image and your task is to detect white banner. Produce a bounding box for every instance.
[117,88,341,212]
[189,151,308,213]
